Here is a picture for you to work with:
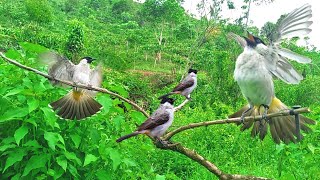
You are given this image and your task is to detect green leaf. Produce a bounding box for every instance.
[23,140,42,149]
[64,151,82,166]
[83,154,98,167]
[123,158,137,167]
[0,144,16,152]
[19,42,48,54]
[70,134,81,148]
[130,111,146,124]
[27,98,39,113]
[307,143,315,154]
[41,107,57,128]
[4,88,23,97]
[44,131,59,150]
[56,156,67,171]
[110,85,129,98]
[67,163,79,178]
[156,174,166,180]
[14,125,28,145]
[0,108,29,122]
[47,168,55,177]
[3,149,27,172]
[109,149,121,171]
[22,154,48,176]
[5,48,23,59]
[97,95,112,114]
[96,170,111,180]
[113,115,125,131]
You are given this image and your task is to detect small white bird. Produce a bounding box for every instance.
[41,52,103,120]
[228,4,316,144]
[116,97,175,143]
[158,69,197,100]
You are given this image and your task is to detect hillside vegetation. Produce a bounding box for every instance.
[0,0,319,179]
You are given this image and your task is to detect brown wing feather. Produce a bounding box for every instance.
[137,113,169,131]
[172,79,194,92]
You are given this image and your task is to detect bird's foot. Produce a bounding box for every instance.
[155,138,179,149]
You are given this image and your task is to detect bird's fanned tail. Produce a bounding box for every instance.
[229,97,316,144]
[50,90,102,120]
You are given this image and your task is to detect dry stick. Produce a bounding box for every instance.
[164,108,310,140]
[0,52,149,117]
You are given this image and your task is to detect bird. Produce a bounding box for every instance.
[116,97,175,143]
[158,69,197,100]
[228,4,316,144]
[229,3,313,85]
[40,51,103,120]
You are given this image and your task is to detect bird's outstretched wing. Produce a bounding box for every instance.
[39,51,75,85]
[263,4,312,84]
[272,3,312,44]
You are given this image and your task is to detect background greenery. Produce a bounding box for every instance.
[0,0,319,179]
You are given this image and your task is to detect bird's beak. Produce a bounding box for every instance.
[246,31,255,43]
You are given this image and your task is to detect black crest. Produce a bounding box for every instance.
[188,68,198,74]
[160,97,175,105]
[82,57,96,63]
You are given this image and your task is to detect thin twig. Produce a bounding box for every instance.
[0,52,150,117]
[164,108,310,140]
[174,99,189,112]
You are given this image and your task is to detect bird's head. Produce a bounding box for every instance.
[82,57,96,64]
[188,68,198,74]
[244,31,266,48]
[160,97,175,106]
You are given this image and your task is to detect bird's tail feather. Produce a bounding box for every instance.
[116,131,140,143]
[229,97,316,144]
[50,90,102,120]
[158,92,174,100]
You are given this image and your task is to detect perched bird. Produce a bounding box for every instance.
[116,97,175,143]
[158,69,197,100]
[228,4,316,144]
[40,52,103,120]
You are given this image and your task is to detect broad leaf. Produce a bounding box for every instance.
[44,131,59,150]
[70,134,81,149]
[3,149,27,172]
[56,156,67,171]
[22,154,48,176]
[0,108,29,122]
[64,151,82,166]
[27,98,39,113]
[109,149,121,171]
[83,154,98,167]
[14,125,28,145]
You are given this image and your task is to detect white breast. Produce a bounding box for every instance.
[234,48,274,106]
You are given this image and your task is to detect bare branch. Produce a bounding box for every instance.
[164,108,310,140]
[0,52,150,117]
[155,142,271,180]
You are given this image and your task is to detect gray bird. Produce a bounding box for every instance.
[40,52,103,120]
[116,97,175,143]
[228,4,316,144]
[158,69,197,100]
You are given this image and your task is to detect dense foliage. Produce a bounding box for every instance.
[0,0,319,179]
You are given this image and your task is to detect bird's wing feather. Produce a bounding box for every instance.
[137,111,169,131]
[227,32,247,48]
[172,78,194,92]
[40,51,75,84]
[86,64,103,96]
[272,4,312,43]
